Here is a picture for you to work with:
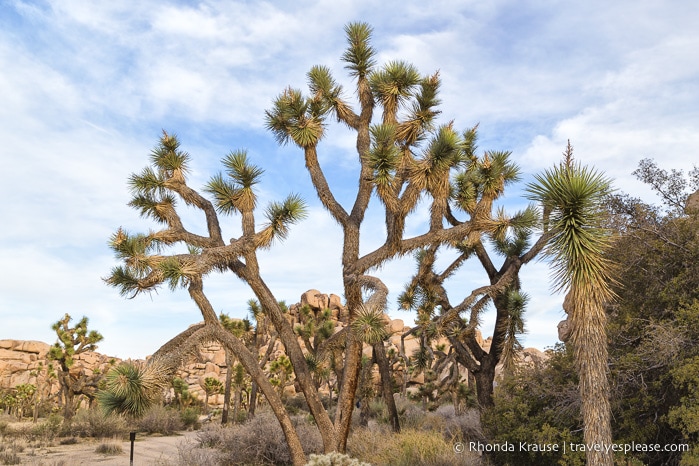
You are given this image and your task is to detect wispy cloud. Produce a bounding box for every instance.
[1,0,697,358]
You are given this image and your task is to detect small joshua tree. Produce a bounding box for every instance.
[48,313,104,420]
[97,362,169,418]
[203,377,224,414]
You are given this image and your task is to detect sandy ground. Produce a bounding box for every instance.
[16,431,200,466]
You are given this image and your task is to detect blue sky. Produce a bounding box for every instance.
[1,0,698,359]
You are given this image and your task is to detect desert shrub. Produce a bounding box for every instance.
[181,407,201,430]
[59,436,78,445]
[0,450,20,465]
[196,423,227,448]
[482,346,585,466]
[174,439,220,466]
[348,427,482,466]
[306,452,371,466]
[434,405,484,443]
[95,440,123,455]
[0,439,24,454]
[137,405,184,435]
[197,411,322,465]
[63,408,127,438]
[399,404,427,430]
[28,413,62,444]
[285,394,310,414]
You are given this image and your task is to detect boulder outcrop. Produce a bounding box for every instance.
[2,289,547,409]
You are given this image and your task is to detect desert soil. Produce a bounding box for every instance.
[17,431,199,466]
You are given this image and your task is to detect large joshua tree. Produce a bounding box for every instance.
[526,143,615,466]
[264,22,536,446]
[396,140,549,409]
[106,136,311,464]
[106,23,579,462]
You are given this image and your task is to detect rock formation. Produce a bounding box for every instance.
[1,289,548,409]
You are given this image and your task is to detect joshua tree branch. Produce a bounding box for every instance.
[304,146,350,225]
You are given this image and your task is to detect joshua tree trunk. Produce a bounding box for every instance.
[373,342,400,432]
[248,382,258,418]
[60,376,76,420]
[163,280,309,466]
[221,350,233,425]
[233,386,242,423]
[569,289,613,466]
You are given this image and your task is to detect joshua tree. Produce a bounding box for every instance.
[264,22,521,450]
[395,132,547,409]
[105,23,612,463]
[268,355,294,400]
[526,143,615,466]
[219,312,252,424]
[29,361,57,422]
[48,313,104,420]
[12,384,36,420]
[203,377,224,414]
[231,363,247,423]
[170,377,189,407]
[106,132,318,464]
[98,362,169,418]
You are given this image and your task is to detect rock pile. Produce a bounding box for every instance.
[2,289,548,408]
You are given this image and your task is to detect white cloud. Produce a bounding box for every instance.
[1,0,698,359]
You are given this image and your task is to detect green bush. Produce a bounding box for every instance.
[180,407,201,430]
[482,344,584,466]
[28,413,62,444]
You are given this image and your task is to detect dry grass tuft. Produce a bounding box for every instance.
[95,440,123,455]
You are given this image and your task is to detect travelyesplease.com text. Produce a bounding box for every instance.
[455,441,690,455]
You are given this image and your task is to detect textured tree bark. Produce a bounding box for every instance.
[570,290,613,466]
[221,350,232,425]
[373,342,400,432]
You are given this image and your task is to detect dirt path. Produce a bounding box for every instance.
[18,431,200,466]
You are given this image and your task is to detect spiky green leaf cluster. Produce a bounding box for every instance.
[149,132,191,175]
[105,228,167,296]
[396,73,442,145]
[205,150,263,214]
[410,347,432,374]
[351,306,388,345]
[265,88,325,148]
[258,194,308,247]
[128,193,177,224]
[427,125,462,169]
[341,22,376,78]
[410,124,462,197]
[160,256,196,291]
[370,60,421,119]
[97,362,168,418]
[526,160,614,293]
[366,124,400,188]
[128,167,166,196]
[452,150,521,214]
